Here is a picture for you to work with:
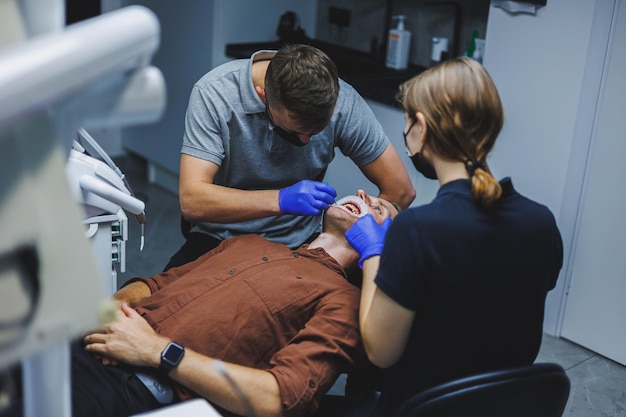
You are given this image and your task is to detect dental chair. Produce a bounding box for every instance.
[396,362,570,417]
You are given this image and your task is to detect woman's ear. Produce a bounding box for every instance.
[416,112,428,147]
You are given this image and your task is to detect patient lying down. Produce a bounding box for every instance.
[3,190,398,417]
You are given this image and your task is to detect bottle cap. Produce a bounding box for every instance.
[394,15,406,30]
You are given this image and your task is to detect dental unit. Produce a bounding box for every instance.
[66,127,147,294]
[0,3,167,416]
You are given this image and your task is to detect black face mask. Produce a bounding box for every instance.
[409,152,438,180]
[403,120,436,179]
[266,106,308,147]
[273,125,307,147]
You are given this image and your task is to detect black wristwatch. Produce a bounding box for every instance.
[158,342,185,374]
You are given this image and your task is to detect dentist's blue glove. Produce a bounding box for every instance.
[279,180,337,216]
[345,214,392,269]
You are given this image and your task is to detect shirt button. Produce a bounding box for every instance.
[262,256,269,262]
[308,380,316,388]
[296,275,303,279]
[228,269,235,275]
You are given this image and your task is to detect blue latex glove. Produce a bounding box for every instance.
[279,180,337,216]
[345,214,393,269]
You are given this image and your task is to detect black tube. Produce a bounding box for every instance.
[381,0,394,66]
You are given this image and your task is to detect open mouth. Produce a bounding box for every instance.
[334,196,368,218]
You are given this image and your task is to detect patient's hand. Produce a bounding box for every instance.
[83,303,170,369]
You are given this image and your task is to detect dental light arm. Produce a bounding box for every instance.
[0,5,164,154]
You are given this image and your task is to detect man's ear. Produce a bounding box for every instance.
[255,86,267,104]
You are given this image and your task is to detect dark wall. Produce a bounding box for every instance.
[66,0,100,25]
[316,0,490,68]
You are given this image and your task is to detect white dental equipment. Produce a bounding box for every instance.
[66,146,145,219]
[75,128,148,228]
[66,128,147,295]
[0,3,165,417]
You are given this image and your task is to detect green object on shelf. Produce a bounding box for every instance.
[466,29,479,57]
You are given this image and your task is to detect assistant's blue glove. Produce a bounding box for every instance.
[345,214,392,269]
[279,180,337,216]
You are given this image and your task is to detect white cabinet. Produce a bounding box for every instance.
[559,0,626,366]
[485,0,595,335]
[486,0,626,365]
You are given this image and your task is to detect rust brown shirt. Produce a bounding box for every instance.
[127,234,362,417]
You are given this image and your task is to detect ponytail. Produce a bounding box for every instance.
[465,159,502,206]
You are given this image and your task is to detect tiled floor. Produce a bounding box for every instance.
[116,155,626,417]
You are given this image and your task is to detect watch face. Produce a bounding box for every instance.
[159,342,185,374]
[163,343,184,364]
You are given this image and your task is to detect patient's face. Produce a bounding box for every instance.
[323,189,398,234]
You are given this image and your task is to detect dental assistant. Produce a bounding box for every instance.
[165,44,415,270]
[345,57,564,416]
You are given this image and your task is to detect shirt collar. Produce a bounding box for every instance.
[241,50,277,115]
[436,177,514,199]
[295,245,348,280]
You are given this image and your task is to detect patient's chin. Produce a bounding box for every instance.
[322,207,356,234]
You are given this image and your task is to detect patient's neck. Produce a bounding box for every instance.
[308,233,358,269]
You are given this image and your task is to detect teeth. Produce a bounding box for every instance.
[335,196,368,218]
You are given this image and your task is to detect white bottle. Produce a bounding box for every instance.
[386,15,411,70]
[430,37,449,66]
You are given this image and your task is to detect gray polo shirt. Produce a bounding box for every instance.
[181,50,389,248]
